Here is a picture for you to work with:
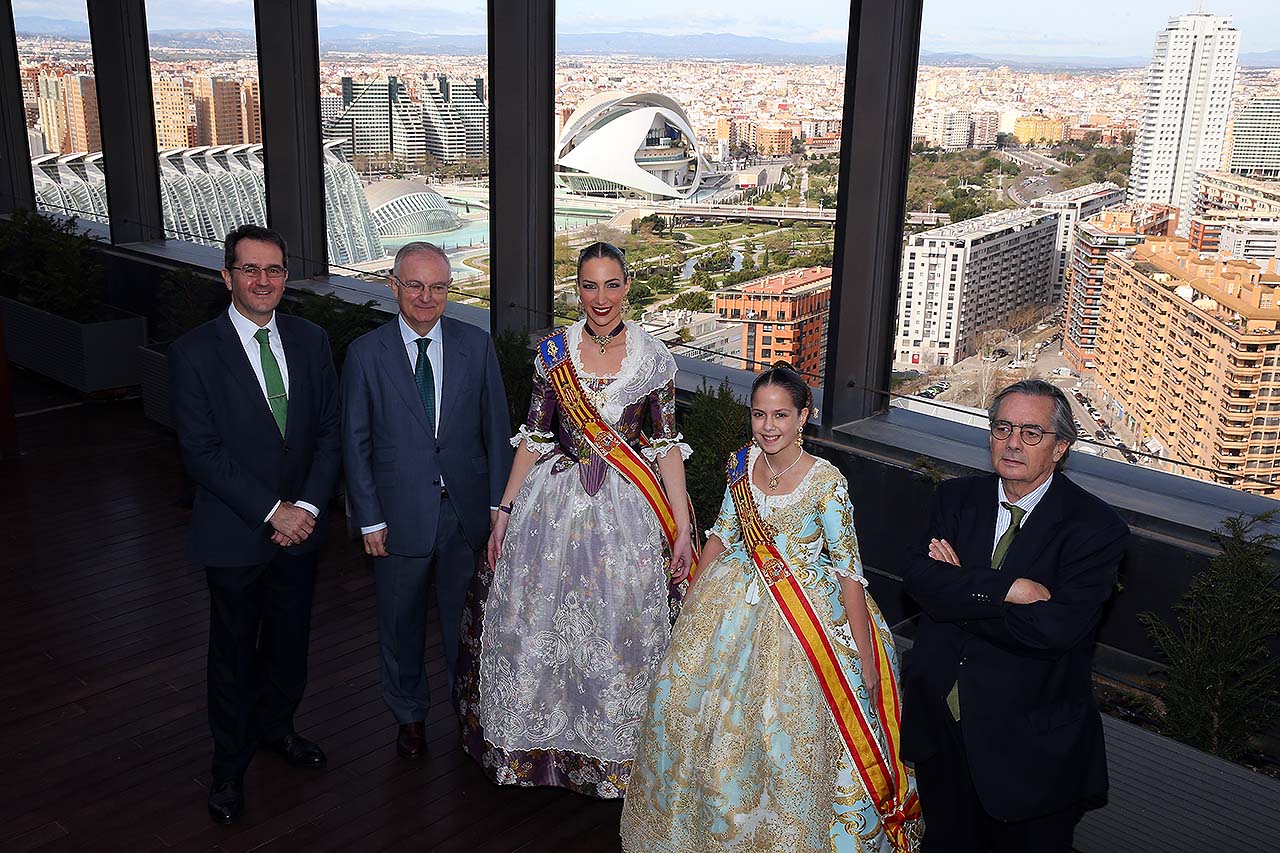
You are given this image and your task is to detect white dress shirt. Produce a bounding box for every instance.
[226,304,319,521]
[993,474,1054,560]
[360,315,446,536]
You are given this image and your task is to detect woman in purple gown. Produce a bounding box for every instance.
[453,242,693,799]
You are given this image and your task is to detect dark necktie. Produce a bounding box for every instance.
[254,328,287,437]
[415,337,436,434]
[946,500,1029,721]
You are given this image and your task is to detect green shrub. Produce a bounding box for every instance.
[1140,512,1280,762]
[0,210,104,323]
[681,379,750,534]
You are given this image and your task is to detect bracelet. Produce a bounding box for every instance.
[498,502,514,515]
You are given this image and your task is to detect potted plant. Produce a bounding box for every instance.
[0,210,148,393]
[1075,512,1280,852]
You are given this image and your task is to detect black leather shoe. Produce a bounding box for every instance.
[397,722,426,760]
[207,779,244,825]
[261,733,327,768]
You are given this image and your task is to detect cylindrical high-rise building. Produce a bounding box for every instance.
[1128,13,1239,234]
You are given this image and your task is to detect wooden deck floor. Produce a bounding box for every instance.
[0,375,623,852]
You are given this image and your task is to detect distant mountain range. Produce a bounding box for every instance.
[12,17,1280,68]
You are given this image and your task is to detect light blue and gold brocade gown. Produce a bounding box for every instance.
[620,448,921,852]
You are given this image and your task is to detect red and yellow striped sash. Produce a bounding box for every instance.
[537,329,696,575]
[726,446,918,849]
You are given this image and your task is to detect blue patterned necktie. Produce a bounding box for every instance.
[415,337,436,433]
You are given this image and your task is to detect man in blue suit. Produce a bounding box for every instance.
[342,242,511,760]
[169,225,341,824]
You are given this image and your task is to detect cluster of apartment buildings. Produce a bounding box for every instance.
[321,75,489,167]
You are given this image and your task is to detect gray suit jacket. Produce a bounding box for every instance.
[342,315,512,556]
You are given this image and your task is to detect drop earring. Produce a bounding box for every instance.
[795,426,804,448]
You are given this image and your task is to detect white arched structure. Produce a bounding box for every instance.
[555,92,705,200]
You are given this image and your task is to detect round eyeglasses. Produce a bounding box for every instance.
[989,421,1056,446]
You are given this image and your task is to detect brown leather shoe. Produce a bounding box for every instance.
[397,722,426,760]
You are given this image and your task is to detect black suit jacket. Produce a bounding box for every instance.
[341,315,511,557]
[169,310,342,567]
[901,472,1128,822]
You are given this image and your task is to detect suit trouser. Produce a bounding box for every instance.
[374,494,478,725]
[205,551,317,783]
[916,700,1079,853]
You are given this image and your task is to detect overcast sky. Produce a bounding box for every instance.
[15,1,1280,55]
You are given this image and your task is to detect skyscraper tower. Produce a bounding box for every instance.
[1128,12,1239,233]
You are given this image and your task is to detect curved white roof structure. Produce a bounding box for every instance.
[32,141,384,267]
[556,92,705,200]
[365,178,461,238]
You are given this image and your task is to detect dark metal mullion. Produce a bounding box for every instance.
[0,0,33,214]
[823,0,924,426]
[86,0,163,244]
[487,0,554,334]
[254,0,327,279]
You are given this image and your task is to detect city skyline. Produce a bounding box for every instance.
[14,2,1280,56]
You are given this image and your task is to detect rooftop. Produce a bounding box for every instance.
[719,266,833,295]
[1032,181,1123,205]
[914,207,1056,241]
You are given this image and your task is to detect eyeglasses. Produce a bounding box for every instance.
[989,420,1057,446]
[392,276,452,297]
[229,264,287,280]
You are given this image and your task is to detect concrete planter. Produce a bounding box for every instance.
[136,342,173,429]
[0,295,147,393]
[1076,714,1280,852]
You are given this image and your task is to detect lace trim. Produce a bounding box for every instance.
[748,445,826,514]
[563,321,677,425]
[510,425,557,456]
[640,434,693,462]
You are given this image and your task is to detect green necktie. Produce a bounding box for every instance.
[415,337,436,433]
[254,327,288,437]
[946,501,1029,721]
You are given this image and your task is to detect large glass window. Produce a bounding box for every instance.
[900,2,1280,499]
[144,1,265,249]
[553,2,851,382]
[13,3,108,226]
[316,1,490,299]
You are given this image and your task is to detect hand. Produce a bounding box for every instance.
[362,527,389,558]
[487,511,510,569]
[668,531,694,584]
[1005,577,1052,604]
[270,502,315,546]
[865,672,882,708]
[929,538,961,566]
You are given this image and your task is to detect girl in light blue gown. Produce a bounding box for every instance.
[621,363,921,853]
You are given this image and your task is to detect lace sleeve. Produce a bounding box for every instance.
[511,362,557,455]
[819,475,867,586]
[641,379,693,461]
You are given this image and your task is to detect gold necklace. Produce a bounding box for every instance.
[762,447,805,491]
[587,320,625,354]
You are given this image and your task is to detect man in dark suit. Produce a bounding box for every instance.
[342,242,511,761]
[169,224,341,824]
[901,379,1129,853]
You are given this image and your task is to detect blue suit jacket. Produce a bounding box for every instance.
[900,472,1129,822]
[169,310,342,567]
[341,315,512,557]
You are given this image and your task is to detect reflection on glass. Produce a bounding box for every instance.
[553,2,849,379]
[316,2,491,297]
[14,5,108,225]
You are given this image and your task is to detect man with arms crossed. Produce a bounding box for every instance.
[342,242,511,761]
[170,225,341,824]
[902,379,1128,852]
